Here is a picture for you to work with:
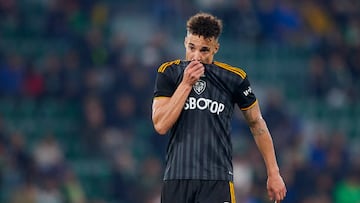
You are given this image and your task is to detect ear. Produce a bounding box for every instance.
[214,42,220,54]
[184,36,188,48]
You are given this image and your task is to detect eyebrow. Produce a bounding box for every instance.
[188,43,210,51]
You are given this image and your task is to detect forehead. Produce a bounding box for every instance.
[186,34,217,47]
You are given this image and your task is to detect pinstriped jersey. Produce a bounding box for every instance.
[153,60,257,181]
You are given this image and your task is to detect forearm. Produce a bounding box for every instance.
[249,118,280,176]
[243,103,286,201]
[152,82,192,135]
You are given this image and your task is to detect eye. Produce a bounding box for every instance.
[200,48,210,53]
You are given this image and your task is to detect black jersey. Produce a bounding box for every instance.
[153,60,257,181]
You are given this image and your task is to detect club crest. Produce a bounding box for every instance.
[193,79,206,95]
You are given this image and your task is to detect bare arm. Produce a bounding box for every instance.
[152,61,204,135]
[152,83,192,135]
[242,102,286,202]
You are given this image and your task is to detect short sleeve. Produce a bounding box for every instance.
[153,72,176,98]
[234,76,257,110]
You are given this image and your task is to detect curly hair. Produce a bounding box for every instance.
[186,12,223,40]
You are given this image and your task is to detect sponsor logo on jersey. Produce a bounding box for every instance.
[243,86,252,96]
[184,97,225,115]
[193,79,206,95]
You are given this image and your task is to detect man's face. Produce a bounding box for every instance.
[184,33,219,64]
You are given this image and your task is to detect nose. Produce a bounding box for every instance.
[192,51,201,61]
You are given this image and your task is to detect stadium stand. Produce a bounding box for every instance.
[0,0,359,203]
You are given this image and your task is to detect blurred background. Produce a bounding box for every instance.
[0,0,359,202]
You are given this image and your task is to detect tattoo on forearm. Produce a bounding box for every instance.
[252,127,266,137]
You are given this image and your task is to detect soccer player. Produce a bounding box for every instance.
[152,12,286,203]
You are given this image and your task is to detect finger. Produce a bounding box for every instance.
[189,72,204,83]
[188,60,202,69]
[275,193,282,202]
[268,190,273,201]
[281,188,287,199]
[193,65,205,75]
[188,65,203,75]
[184,62,201,75]
[192,62,204,72]
[189,64,204,78]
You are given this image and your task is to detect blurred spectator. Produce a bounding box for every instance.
[81,95,106,156]
[100,127,131,158]
[326,52,352,107]
[44,0,70,38]
[41,53,64,97]
[334,166,360,203]
[0,115,7,197]
[82,27,109,67]
[36,176,63,203]
[0,0,23,37]
[65,1,91,38]
[233,154,253,201]
[349,49,360,81]
[348,49,360,103]
[224,0,261,40]
[112,53,139,94]
[8,131,34,180]
[300,1,334,38]
[110,150,138,203]
[273,0,303,44]
[128,69,152,116]
[91,3,109,29]
[9,180,37,203]
[83,67,115,96]
[61,168,86,203]
[140,32,171,70]
[2,131,33,201]
[0,54,25,96]
[23,61,45,98]
[262,88,300,151]
[2,153,25,200]
[62,50,84,100]
[255,0,279,42]
[107,93,137,129]
[137,156,162,202]
[307,54,329,100]
[308,131,328,171]
[151,0,184,30]
[344,17,360,48]
[107,33,127,68]
[32,133,65,179]
[326,131,350,182]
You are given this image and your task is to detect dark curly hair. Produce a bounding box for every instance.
[186,12,223,40]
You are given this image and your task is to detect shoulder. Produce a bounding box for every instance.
[213,61,247,79]
[157,59,182,73]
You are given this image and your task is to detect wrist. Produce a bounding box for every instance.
[267,167,280,177]
[179,81,193,90]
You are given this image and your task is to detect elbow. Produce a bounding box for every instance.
[153,122,168,135]
[152,112,171,135]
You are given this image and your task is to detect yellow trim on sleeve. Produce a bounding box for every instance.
[158,59,181,73]
[240,99,258,111]
[229,181,236,203]
[214,61,247,79]
[153,96,170,100]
